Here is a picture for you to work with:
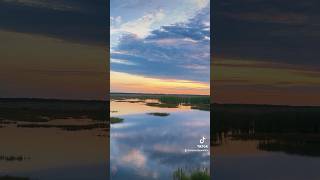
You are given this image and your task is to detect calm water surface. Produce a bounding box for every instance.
[213,136,320,180]
[0,118,108,180]
[110,99,210,180]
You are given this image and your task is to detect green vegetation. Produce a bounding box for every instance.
[191,104,210,111]
[213,104,320,135]
[0,155,30,162]
[114,100,145,103]
[111,93,210,111]
[17,123,108,131]
[147,112,170,117]
[158,96,209,105]
[146,103,178,108]
[212,103,320,156]
[0,98,108,122]
[0,99,109,131]
[111,117,124,124]
[149,95,210,110]
[173,168,210,180]
[257,137,320,157]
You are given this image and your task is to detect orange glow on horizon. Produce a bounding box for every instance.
[110,71,209,95]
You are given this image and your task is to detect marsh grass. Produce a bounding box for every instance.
[17,123,108,131]
[213,103,320,156]
[173,168,210,180]
[213,104,320,135]
[111,117,124,124]
[114,100,145,103]
[191,104,210,111]
[145,103,178,108]
[158,96,209,105]
[147,96,210,110]
[111,93,210,111]
[147,112,170,117]
[0,155,30,162]
[0,99,108,122]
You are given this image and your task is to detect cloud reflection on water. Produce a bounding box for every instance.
[110,101,210,179]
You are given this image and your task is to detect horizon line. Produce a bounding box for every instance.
[1,97,319,107]
[110,92,210,96]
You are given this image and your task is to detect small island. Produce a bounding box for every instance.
[147,112,170,117]
[110,117,124,124]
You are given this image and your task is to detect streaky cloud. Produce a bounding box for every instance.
[0,0,107,46]
[111,5,210,82]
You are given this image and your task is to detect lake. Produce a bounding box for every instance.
[212,104,320,180]
[0,99,109,180]
[110,98,210,180]
[212,134,320,180]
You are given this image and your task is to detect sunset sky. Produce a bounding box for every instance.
[2,0,318,104]
[0,0,107,100]
[110,0,210,95]
[213,0,320,106]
